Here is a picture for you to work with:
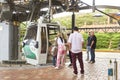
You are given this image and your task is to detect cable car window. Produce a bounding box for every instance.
[48,25,60,45]
[24,24,37,40]
[41,27,47,53]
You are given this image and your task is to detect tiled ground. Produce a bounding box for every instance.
[0,52,120,80]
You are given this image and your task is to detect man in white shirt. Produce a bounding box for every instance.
[68,26,84,75]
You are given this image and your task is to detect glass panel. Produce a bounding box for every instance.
[41,27,47,53]
[48,25,60,45]
[24,24,37,40]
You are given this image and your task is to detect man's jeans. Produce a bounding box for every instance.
[71,52,84,74]
[90,48,95,62]
[53,55,57,66]
[86,46,91,60]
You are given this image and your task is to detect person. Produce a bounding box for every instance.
[68,51,72,67]
[51,44,57,67]
[68,26,84,75]
[48,40,57,67]
[67,33,72,67]
[86,32,91,61]
[89,31,97,64]
[55,32,66,69]
[49,36,58,67]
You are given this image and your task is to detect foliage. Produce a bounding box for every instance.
[110,33,120,49]
[20,22,27,41]
[53,13,108,28]
[82,33,120,49]
[52,16,71,28]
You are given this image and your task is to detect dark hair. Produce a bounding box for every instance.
[73,26,78,31]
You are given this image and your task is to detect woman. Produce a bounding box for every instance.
[55,32,66,69]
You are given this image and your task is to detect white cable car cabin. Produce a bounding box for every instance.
[22,20,66,65]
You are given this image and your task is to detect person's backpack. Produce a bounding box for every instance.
[54,37,58,47]
[51,46,58,56]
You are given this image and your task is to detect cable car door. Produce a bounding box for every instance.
[37,24,48,64]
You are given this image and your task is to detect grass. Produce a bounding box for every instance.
[83,49,120,53]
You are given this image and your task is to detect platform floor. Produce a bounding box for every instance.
[0,52,120,80]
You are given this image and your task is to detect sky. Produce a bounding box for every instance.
[82,0,120,6]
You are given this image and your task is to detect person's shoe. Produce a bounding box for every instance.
[85,58,89,61]
[81,72,84,75]
[52,65,56,67]
[81,73,84,76]
[90,61,95,64]
[68,63,72,67]
[55,67,59,69]
[73,73,77,76]
[80,70,84,75]
[88,60,92,63]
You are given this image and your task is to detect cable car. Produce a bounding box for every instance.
[22,17,66,65]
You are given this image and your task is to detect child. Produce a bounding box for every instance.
[51,45,58,67]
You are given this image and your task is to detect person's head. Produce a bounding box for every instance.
[57,32,62,37]
[88,32,90,36]
[67,33,70,36]
[90,31,94,36]
[73,26,79,31]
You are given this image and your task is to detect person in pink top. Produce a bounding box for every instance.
[55,33,66,69]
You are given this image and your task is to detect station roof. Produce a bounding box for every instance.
[0,0,120,22]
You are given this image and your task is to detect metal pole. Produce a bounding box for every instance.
[92,0,95,12]
[29,4,36,22]
[108,59,113,80]
[71,0,75,6]
[18,25,21,60]
[48,0,52,23]
[72,12,75,32]
[114,59,118,80]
